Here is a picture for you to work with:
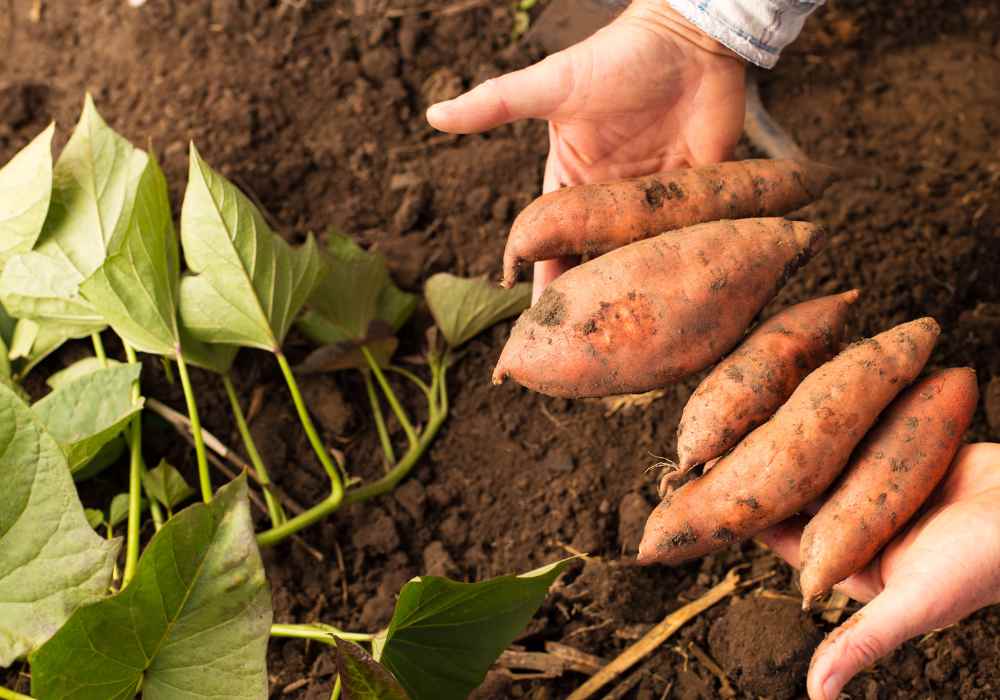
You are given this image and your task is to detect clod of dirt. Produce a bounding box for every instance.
[465,185,493,218]
[360,46,399,83]
[0,83,48,130]
[350,508,400,555]
[422,541,456,577]
[300,377,353,436]
[709,596,822,700]
[617,492,652,555]
[437,511,468,548]
[393,182,430,234]
[421,67,464,107]
[394,479,426,524]
[985,376,1000,437]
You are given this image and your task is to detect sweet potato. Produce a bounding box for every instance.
[501,159,838,286]
[492,218,826,398]
[636,318,941,566]
[798,368,978,607]
[675,290,860,473]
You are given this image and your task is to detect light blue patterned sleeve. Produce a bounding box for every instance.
[666,0,824,68]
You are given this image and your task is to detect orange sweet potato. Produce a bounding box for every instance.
[637,318,941,566]
[501,159,838,286]
[797,367,979,607]
[675,290,860,473]
[492,218,826,398]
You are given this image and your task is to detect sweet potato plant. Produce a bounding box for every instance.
[0,97,561,700]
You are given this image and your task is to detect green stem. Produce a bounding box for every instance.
[0,686,35,700]
[362,347,417,448]
[385,365,432,400]
[331,675,341,700]
[275,351,345,495]
[91,332,107,366]
[270,623,375,645]
[364,370,396,466]
[175,350,212,503]
[223,374,285,526]
[122,343,143,586]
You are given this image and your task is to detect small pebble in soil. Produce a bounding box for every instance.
[708,595,822,700]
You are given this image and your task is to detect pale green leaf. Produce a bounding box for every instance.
[142,459,194,510]
[72,435,126,483]
[0,250,105,328]
[378,559,572,700]
[337,639,409,700]
[84,509,105,530]
[32,363,143,473]
[178,145,324,351]
[31,476,273,700]
[0,124,54,269]
[378,282,419,333]
[425,273,531,347]
[8,319,94,379]
[46,356,121,390]
[179,331,239,375]
[80,151,180,356]
[0,382,119,667]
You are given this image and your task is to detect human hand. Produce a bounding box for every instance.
[426,0,746,300]
[759,443,1000,700]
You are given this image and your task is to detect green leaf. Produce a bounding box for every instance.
[72,435,126,483]
[178,145,324,351]
[177,327,239,375]
[0,250,105,328]
[46,356,122,390]
[296,336,398,375]
[8,319,94,379]
[378,282,419,333]
[337,639,409,700]
[107,493,134,529]
[0,382,119,667]
[142,459,195,510]
[425,273,531,347]
[0,302,15,347]
[31,476,272,700]
[80,151,181,356]
[0,124,54,269]
[32,363,144,473]
[378,559,572,700]
[84,509,105,530]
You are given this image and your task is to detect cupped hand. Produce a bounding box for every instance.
[759,443,1000,700]
[426,0,746,300]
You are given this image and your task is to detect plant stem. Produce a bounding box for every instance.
[222,374,285,525]
[122,343,143,586]
[330,675,341,700]
[91,332,107,366]
[175,350,211,503]
[385,365,432,399]
[275,351,345,494]
[364,370,396,466]
[270,623,375,645]
[0,686,35,700]
[362,346,417,448]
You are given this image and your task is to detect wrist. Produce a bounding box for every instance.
[622,0,744,63]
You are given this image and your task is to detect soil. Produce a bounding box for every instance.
[2,1,1000,699]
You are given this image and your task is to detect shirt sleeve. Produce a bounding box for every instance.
[665,0,824,68]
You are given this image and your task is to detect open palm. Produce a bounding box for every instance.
[427,0,746,296]
[760,443,1000,700]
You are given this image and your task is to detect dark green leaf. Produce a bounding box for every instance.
[31,363,143,473]
[0,382,119,666]
[142,459,195,510]
[336,638,409,700]
[0,124,54,269]
[425,273,530,347]
[178,145,324,351]
[31,476,272,699]
[107,492,140,529]
[72,435,126,483]
[378,559,572,700]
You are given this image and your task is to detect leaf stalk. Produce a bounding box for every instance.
[175,349,212,503]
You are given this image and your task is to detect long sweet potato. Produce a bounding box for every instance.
[501,159,838,286]
[492,218,826,398]
[636,318,941,566]
[797,368,978,607]
[675,290,860,473]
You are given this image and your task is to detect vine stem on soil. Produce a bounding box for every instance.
[364,370,396,466]
[0,687,34,700]
[275,350,345,497]
[222,373,285,526]
[122,342,144,586]
[269,623,376,645]
[362,346,418,449]
[175,349,212,503]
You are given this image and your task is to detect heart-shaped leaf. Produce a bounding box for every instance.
[377,559,572,700]
[425,273,530,347]
[0,382,119,667]
[31,476,273,699]
[0,123,54,269]
[142,459,195,511]
[84,509,105,530]
[108,492,133,529]
[178,145,324,352]
[337,639,410,700]
[32,362,144,473]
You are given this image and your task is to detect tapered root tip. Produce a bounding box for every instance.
[491,367,507,386]
[500,254,520,289]
[842,288,861,304]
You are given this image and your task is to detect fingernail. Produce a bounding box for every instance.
[426,101,450,122]
[822,672,845,700]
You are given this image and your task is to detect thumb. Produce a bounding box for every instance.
[807,586,919,700]
[426,50,574,134]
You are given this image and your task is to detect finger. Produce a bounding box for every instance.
[426,51,574,134]
[807,585,923,700]
[531,258,575,303]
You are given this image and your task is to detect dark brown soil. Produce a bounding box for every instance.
[2,1,999,699]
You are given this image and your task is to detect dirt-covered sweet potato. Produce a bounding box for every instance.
[675,290,860,473]
[492,218,826,398]
[797,367,979,607]
[637,318,941,566]
[501,159,838,286]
